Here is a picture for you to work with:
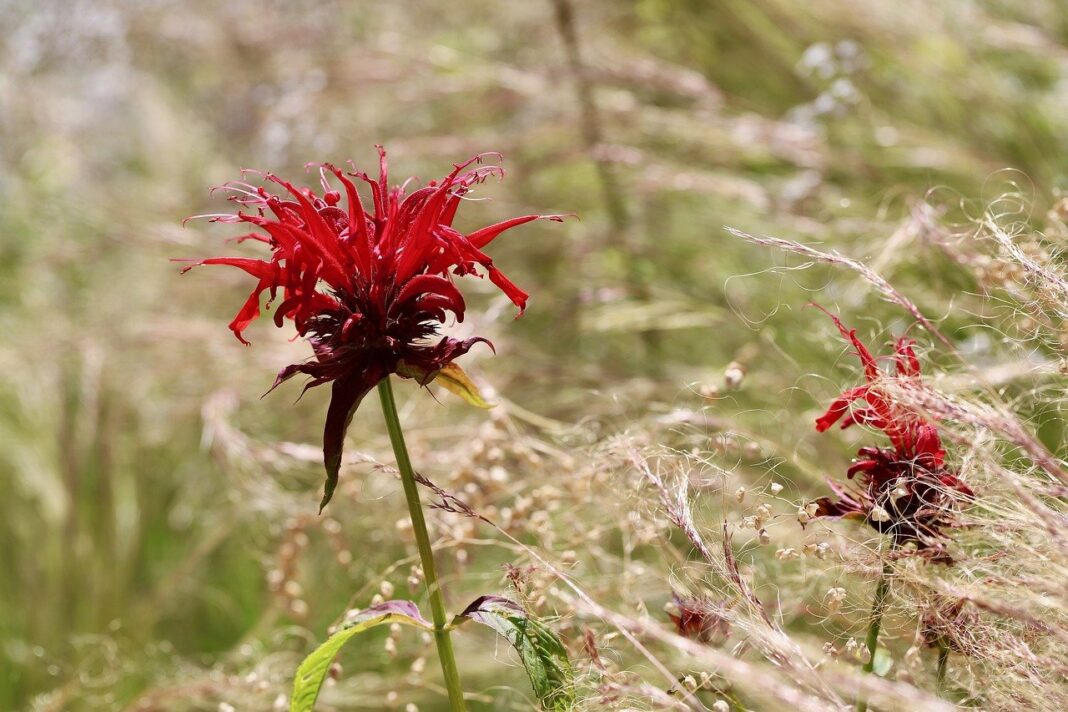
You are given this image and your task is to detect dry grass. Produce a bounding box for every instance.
[3,1,1068,710]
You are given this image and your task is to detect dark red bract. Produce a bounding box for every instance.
[181,148,565,510]
[810,307,972,560]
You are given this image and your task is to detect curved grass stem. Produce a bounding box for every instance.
[378,377,467,712]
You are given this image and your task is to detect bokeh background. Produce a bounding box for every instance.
[2,0,1066,710]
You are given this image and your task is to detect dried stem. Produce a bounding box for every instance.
[548,0,628,233]
[550,0,662,364]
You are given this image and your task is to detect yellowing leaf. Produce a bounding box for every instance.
[434,363,494,409]
[396,361,494,409]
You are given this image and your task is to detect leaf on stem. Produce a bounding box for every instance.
[397,361,494,408]
[454,595,574,710]
[872,646,894,677]
[290,600,432,712]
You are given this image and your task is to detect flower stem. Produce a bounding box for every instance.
[856,561,892,712]
[936,641,949,690]
[377,377,466,712]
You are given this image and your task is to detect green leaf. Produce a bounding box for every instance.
[290,600,432,712]
[872,646,894,677]
[396,361,494,409]
[456,596,574,710]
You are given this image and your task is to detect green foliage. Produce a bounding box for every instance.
[872,646,893,678]
[289,596,573,711]
[290,601,432,712]
[456,596,574,711]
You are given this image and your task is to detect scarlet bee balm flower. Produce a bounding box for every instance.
[181,148,565,510]
[810,307,972,560]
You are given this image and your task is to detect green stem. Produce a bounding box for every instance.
[378,377,467,712]
[936,641,949,690]
[856,562,892,712]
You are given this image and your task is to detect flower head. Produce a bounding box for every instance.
[810,307,972,560]
[181,147,565,510]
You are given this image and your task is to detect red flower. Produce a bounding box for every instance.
[181,148,565,510]
[810,307,972,560]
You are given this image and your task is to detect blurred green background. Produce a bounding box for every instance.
[1,0,1066,709]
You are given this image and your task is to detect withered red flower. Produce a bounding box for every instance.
[921,597,975,654]
[181,147,564,510]
[810,307,972,560]
[666,593,730,643]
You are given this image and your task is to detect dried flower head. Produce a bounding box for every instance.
[809,307,973,560]
[921,596,975,654]
[181,147,565,509]
[666,593,730,643]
